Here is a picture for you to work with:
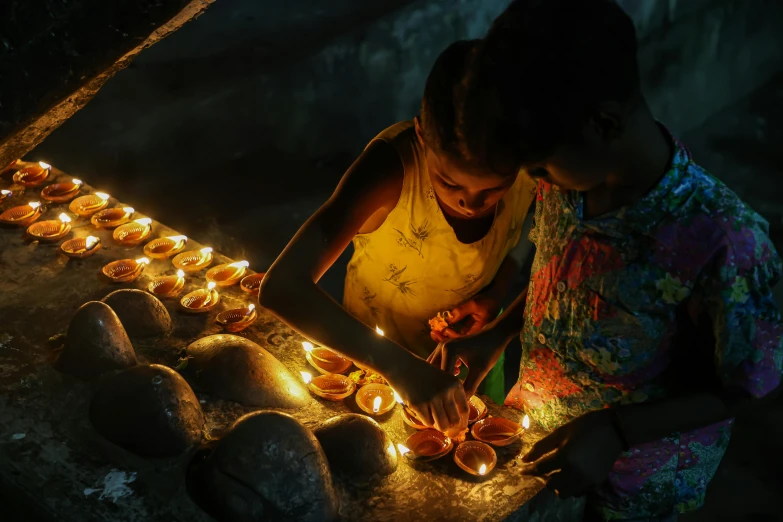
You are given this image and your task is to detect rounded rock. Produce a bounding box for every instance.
[89,364,205,458]
[186,334,311,408]
[186,411,338,522]
[55,301,137,381]
[102,289,172,338]
[315,414,398,482]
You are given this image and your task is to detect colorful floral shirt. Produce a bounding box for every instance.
[505,133,783,519]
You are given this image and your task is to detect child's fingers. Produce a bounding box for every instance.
[430,330,447,343]
[518,450,561,477]
[441,327,462,339]
[522,432,562,463]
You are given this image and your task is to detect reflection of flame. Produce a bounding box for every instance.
[123,206,135,214]
[72,178,82,185]
[58,213,71,223]
[176,269,185,279]
[207,282,217,290]
[302,341,314,353]
[85,236,99,249]
[300,371,312,384]
[479,464,487,475]
[229,260,250,268]
[386,441,397,458]
[522,414,530,430]
[135,218,152,226]
[397,444,410,456]
[136,257,150,265]
[393,389,403,404]
[96,192,110,200]
[372,396,382,413]
[38,161,51,170]
[375,326,384,336]
[1,190,11,196]
[29,201,41,209]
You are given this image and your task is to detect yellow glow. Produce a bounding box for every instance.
[393,389,403,404]
[72,178,82,185]
[207,282,217,291]
[85,236,99,249]
[479,464,487,475]
[135,257,150,265]
[200,247,213,254]
[168,235,187,244]
[300,371,312,384]
[1,189,12,196]
[375,326,384,336]
[230,260,250,268]
[38,161,51,170]
[135,218,152,226]
[397,444,410,456]
[28,201,41,209]
[58,213,71,223]
[123,206,134,214]
[302,341,314,353]
[247,303,255,312]
[522,414,530,430]
[176,269,185,279]
[96,192,110,201]
[372,396,382,413]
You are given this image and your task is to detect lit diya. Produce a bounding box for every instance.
[113,218,152,246]
[215,304,258,332]
[41,178,82,202]
[0,189,12,202]
[468,395,488,424]
[13,161,51,187]
[91,206,134,228]
[27,212,72,242]
[471,414,530,447]
[69,192,110,217]
[399,429,453,461]
[180,281,220,313]
[102,257,150,283]
[147,269,186,298]
[172,247,213,273]
[300,371,356,401]
[239,272,265,296]
[143,235,188,259]
[356,383,396,416]
[0,201,42,226]
[303,342,352,374]
[206,260,249,287]
[61,236,101,258]
[454,441,497,477]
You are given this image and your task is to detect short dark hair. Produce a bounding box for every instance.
[420,39,481,159]
[457,0,640,175]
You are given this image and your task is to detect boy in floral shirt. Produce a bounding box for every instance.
[429,0,783,519]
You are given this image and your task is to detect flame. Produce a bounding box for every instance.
[85,236,99,249]
[372,396,382,413]
[176,269,185,279]
[200,247,213,254]
[58,213,71,223]
[95,192,110,200]
[302,341,314,353]
[247,303,255,313]
[135,257,150,265]
[375,326,384,336]
[522,414,530,430]
[393,389,403,404]
[397,444,410,456]
[230,260,250,268]
[1,190,11,196]
[207,281,217,291]
[135,218,152,226]
[479,464,487,475]
[168,235,187,244]
[38,161,51,170]
[28,201,41,209]
[123,206,135,214]
[72,178,82,185]
[300,371,312,384]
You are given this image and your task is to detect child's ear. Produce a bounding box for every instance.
[591,101,625,142]
[413,116,426,146]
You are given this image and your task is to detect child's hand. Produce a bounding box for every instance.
[427,330,505,397]
[518,410,624,498]
[430,294,502,343]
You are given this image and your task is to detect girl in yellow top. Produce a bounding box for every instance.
[261,40,535,433]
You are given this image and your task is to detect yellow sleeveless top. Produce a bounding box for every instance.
[343,121,536,358]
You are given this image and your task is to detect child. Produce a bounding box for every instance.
[430,0,783,520]
[260,40,536,431]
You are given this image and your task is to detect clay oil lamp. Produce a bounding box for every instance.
[1,159,20,176]
[239,272,265,296]
[41,178,82,203]
[102,257,150,283]
[180,281,220,313]
[0,189,12,203]
[303,342,352,375]
[468,395,488,425]
[69,192,110,217]
[454,441,497,477]
[61,236,101,259]
[91,206,134,228]
[27,212,72,242]
[399,429,453,462]
[401,404,429,430]
[13,161,51,187]
[471,414,529,447]
[0,201,42,226]
[300,371,356,401]
[215,303,258,332]
[113,217,152,246]
[173,247,213,273]
[143,235,188,259]
[356,383,396,416]
[206,260,249,287]
[147,269,186,298]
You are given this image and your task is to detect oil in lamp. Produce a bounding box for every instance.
[113,217,152,246]
[0,201,42,226]
[400,430,453,461]
[172,247,213,273]
[303,341,352,374]
[27,212,72,241]
[61,236,101,258]
[69,192,110,217]
[454,441,497,477]
[180,281,220,313]
[355,383,396,416]
[102,257,150,283]
[41,178,82,202]
[471,414,529,447]
[91,206,134,228]
[13,161,51,187]
[206,260,249,287]
[239,272,265,296]
[147,269,186,298]
[215,303,258,332]
[143,235,188,259]
[300,371,356,401]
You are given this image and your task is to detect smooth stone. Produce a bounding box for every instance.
[187,411,338,522]
[102,289,172,338]
[314,414,398,482]
[55,301,137,381]
[185,334,311,408]
[89,364,205,458]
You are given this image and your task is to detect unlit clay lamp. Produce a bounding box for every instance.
[172,247,213,273]
[206,260,249,287]
[91,206,134,228]
[61,236,102,259]
[148,269,186,298]
[0,201,42,226]
[471,414,529,447]
[13,161,51,187]
[356,383,396,416]
[41,178,82,203]
[401,405,429,430]
[102,257,150,283]
[398,429,453,462]
[468,395,488,425]
[69,192,110,217]
[144,235,188,259]
[113,218,152,246]
[215,304,258,332]
[180,282,220,313]
[27,212,72,242]
[301,371,356,401]
[454,441,497,477]
[0,189,12,203]
[303,342,352,374]
[239,272,265,296]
